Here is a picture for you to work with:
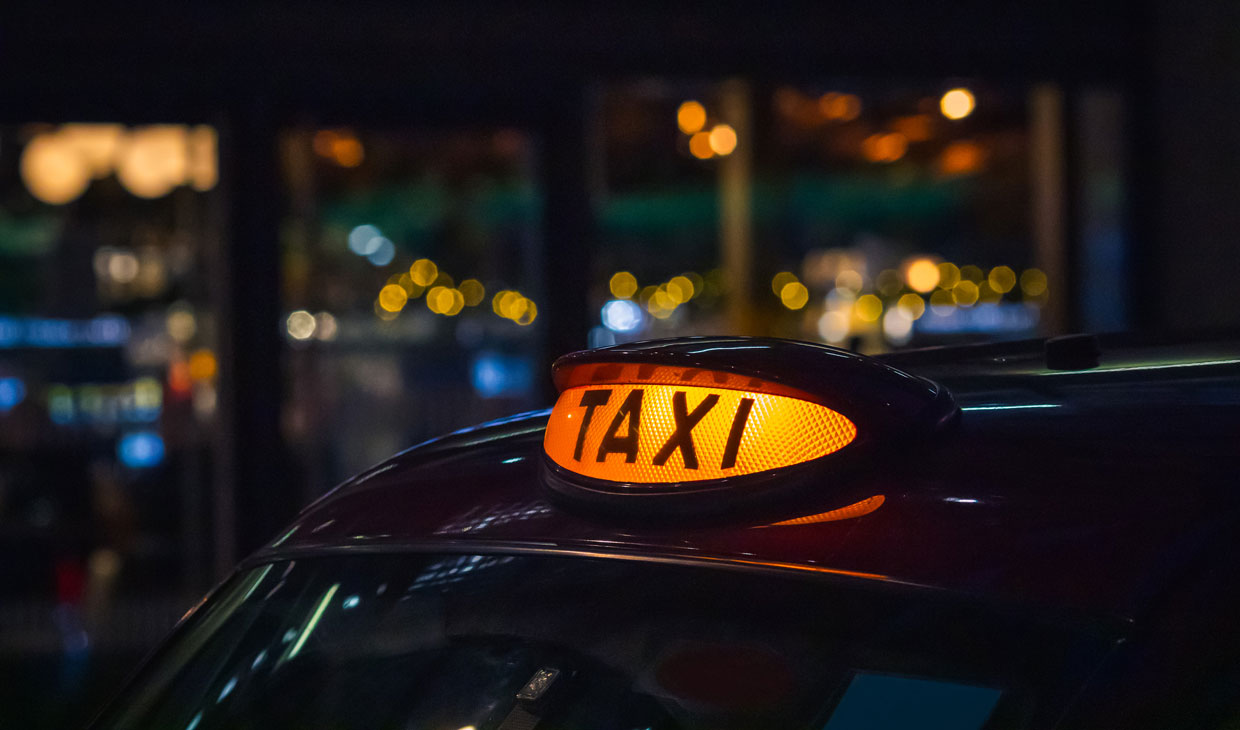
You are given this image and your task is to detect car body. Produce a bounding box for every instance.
[90,336,1240,729]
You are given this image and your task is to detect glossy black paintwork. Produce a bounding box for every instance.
[256,336,1240,623]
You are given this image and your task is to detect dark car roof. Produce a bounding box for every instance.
[251,335,1240,625]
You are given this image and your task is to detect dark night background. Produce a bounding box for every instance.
[2,1,1239,725]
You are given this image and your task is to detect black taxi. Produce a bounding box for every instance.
[89,336,1240,729]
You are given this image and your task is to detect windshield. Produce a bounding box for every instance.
[93,552,1111,730]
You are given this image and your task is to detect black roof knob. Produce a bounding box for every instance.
[1045,333,1101,371]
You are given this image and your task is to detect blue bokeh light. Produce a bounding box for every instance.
[0,377,25,412]
[118,431,166,468]
[601,299,644,333]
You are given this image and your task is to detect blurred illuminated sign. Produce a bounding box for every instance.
[0,315,130,349]
[915,302,1039,335]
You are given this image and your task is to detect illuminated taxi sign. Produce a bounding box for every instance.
[543,365,857,484]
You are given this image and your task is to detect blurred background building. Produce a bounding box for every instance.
[2,1,1239,725]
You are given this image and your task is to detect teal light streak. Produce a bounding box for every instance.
[962,404,1061,412]
[288,583,339,660]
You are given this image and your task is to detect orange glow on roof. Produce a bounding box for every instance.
[766,494,885,526]
[544,375,857,484]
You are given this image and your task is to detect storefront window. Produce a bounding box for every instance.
[0,122,222,711]
[593,80,1085,350]
[279,127,544,497]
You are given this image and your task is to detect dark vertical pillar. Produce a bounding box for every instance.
[538,82,595,399]
[213,100,294,573]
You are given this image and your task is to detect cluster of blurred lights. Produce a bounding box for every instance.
[491,290,537,326]
[642,273,703,319]
[771,271,809,310]
[795,253,1046,347]
[861,132,908,164]
[677,101,738,160]
[21,124,217,204]
[286,310,340,341]
[774,88,864,127]
[348,224,396,266]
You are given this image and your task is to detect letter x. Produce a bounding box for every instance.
[652,391,718,469]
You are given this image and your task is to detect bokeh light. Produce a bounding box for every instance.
[287,310,316,340]
[709,124,738,156]
[940,88,976,120]
[378,284,409,312]
[855,294,883,322]
[21,133,92,204]
[677,101,707,134]
[780,282,809,310]
[459,279,486,306]
[609,271,638,299]
[1020,268,1048,297]
[988,265,1016,293]
[410,259,439,287]
[601,299,643,333]
[904,258,941,293]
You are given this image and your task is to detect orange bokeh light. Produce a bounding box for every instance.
[544,381,857,484]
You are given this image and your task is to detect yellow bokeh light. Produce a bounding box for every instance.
[433,272,455,289]
[988,265,1016,293]
[444,288,465,316]
[373,299,399,321]
[653,287,677,311]
[978,281,1002,303]
[940,88,976,120]
[959,264,984,283]
[835,269,864,293]
[459,278,485,306]
[378,283,409,312]
[667,275,694,303]
[709,124,738,156]
[685,272,704,297]
[21,133,92,205]
[410,259,438,287]
[780,281,809,310]
[929,288,955,315]
[677,100,707,134]
[396,272,425,298]
[610,271,638,299]
[188,125,219,191]
[855,294,883,322]
[897,292,926,320]
[905,258,941,293]
[188,348,218,382]
[61,124,123,178]
[492,290,511,316]
[953,280,980,307]
[515,300,537,325]
[937,262,961,289]
[771,271,798,297]
[1021,268,1048,297]
[689,132,714,159]
[116,126,188,199]
[876,269,903,297]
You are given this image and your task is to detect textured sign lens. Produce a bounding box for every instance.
[544,382,857,484]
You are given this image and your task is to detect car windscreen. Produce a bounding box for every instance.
[92,552,1115,730]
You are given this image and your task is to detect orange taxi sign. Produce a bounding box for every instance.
[543,366,857,484]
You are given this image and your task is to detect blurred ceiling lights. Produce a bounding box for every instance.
[20,124,217,204]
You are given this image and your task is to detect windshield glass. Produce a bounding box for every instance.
[93,553,1110,730]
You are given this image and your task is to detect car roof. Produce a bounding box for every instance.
[251,335,1240,626]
